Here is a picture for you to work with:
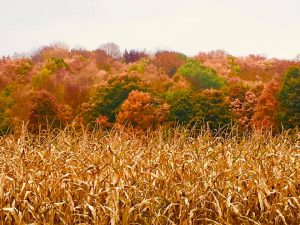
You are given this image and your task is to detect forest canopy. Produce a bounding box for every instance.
[0,44,300,134]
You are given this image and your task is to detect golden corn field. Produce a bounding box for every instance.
[0,126,300,224]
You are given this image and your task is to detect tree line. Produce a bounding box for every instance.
[0,43,299,134]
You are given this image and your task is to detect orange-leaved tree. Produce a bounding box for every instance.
[251,80,279,131]
[116,90,169,130]
[153,51,186,77]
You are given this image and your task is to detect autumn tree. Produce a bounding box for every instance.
[226,78,250,101]
[123,49,148,63]
[92,49,114,72]
[277,67,300,129]
[28,90,60,130]
[252,80,279,131]
[9,87,33,127]
[31,43,70,63]
[45,57,68,72]
[128,58,150,74]
[98,42,121,59]
[0,58,33,89]
[224,80,258,129]
[196,50,233,77]
[233,55,295,82]
[65,55,109,111]
[128,58,175,94]
[85,75,147,125]
[32,57,69,91]
[230,91,257,129]
[116,90,169,129]
[63,81,91,112]
[153,51,186,77]
[70,47,91,59]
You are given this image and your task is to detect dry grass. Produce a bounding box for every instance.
[0,126,300,224]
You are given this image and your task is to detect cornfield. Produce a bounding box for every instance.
[0,126,300,224]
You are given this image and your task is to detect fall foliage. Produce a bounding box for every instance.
[153,51,186,77]
[0,44,300,133]
[116,90,169,129]
[252,80,279,130]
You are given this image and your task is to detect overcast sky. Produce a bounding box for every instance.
[1,0,300,59]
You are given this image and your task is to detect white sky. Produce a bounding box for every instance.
[1,0,300,59]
